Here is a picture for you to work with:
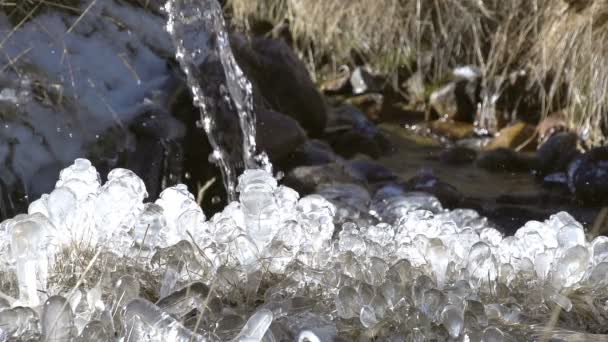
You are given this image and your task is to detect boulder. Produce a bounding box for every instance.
[567,146,608,204]
[256,109,307,163]
[231,35,328,137]
[535,132,579,176]
[282,162,367,195]
[348,158,398,184]
[280,140,338,171]
[404,170,463,208]
[326,105,391,159]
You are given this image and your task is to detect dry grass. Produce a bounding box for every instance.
[227,0,608,146]
[530,0,608,147]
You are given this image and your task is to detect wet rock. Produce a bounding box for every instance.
[567,146,608,204]
[535,132,580,176]
[429,80,478,122]
[404,170,463,208]
[330,130,383,159]
[281,140,338,171]
[475,148,534,173]
[344,93,384,121]
[231,35,327,137]
[485,121,536,151]
[256,109,307,163]
[347,158,398,185]
[126,106,187,198]
[439,146,477,165]
[282,163,367,195]
[429,120,475,140]
[326,105,391,159]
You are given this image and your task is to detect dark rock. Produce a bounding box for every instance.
[543,172,569,188]
[475,148,534,173]
[567,146,608,204]
[125,106,187,198]
[256,109,307,163]
[280,140,338,171]
[282,162,367,195]
[535,132,579,176]
[231,35,327,137]
[429,80,478,122]
[439,146,477,165]
[348,159,398,184]
[331,130,382,159]
[404,169,463,208]
[326,105,391,159]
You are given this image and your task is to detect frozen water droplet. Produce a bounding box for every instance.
[55,158,100,200]
[114,275,140,310]
[336,286,361,319]
[0,307,40,339]
[157,282,210,320]
[441,305,464,338]
[156,184,201,234]
[42,295,75,342]
[551,245,590,289]
[359,305,378,328]
[482,326,505,342]
[231,308,273,342]
[587,262,608,288]
[557,224,585,249]
[123,299,206,341]
[467,242,497,288]
[11,215,54,307]
[79,320,112,341]
[176,209,208,243]
[95,169,147,236]
[592,236,608,265]
[132,203,167,249]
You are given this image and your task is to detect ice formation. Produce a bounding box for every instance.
[0,159,608,340]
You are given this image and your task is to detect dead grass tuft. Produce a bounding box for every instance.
[227,0,608,145]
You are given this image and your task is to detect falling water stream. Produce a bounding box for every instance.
[164,0,271,202]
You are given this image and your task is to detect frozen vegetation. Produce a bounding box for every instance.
[1,159,608,340]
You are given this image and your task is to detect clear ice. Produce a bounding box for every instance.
[1,158,608,340]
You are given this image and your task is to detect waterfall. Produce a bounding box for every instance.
[164,0,271,202]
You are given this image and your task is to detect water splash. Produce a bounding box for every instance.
[164,0,271,201]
